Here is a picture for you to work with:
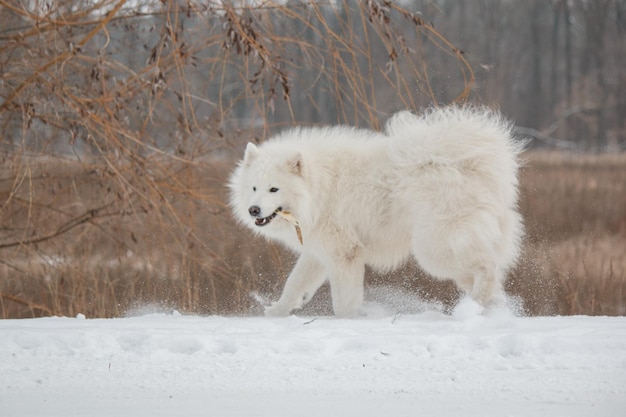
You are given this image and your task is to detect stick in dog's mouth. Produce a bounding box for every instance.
[274,208,303,245]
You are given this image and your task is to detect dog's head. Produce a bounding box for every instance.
[229,142,308,237]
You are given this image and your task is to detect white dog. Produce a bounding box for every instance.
[229,106,524,316]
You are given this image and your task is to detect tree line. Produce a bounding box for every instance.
[0,0,624,155]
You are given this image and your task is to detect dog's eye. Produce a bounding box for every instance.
[252,186,256,192]
[269,187,279,193]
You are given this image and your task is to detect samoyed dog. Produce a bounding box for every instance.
[229,106,524,317]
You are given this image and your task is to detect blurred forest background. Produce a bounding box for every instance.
[1,0,625,318]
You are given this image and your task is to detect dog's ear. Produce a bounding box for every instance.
[288,153,303,176]
[243,142,260,164]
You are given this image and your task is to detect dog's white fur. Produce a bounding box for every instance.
[229,106,524,316]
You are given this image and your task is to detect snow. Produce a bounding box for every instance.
[2,301,626,417]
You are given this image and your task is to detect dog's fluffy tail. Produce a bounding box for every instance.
[385,105,525,162]
[385,105,524,203]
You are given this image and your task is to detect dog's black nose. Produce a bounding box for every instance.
[248,205,261,217]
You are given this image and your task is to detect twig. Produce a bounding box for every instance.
[515,126,583,151]
[0,0,129,114]
[0,292,54,316]
[0,203,130,250]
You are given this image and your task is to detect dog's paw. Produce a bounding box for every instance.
[264,302,292,317]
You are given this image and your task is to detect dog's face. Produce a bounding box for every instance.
[229,142,306,234]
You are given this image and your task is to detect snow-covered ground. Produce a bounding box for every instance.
[2,299,626,417]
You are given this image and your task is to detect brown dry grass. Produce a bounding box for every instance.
[1,151,625,318]
[510,151,626,316]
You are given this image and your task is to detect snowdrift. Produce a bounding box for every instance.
[2,306,625,416]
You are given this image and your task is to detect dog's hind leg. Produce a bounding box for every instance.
[456,275,475,295]
[469,265,506,309]
[265,252,327,316]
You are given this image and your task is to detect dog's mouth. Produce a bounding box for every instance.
[255,207,282,227]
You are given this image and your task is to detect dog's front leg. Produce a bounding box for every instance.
[327,256,365,318]
[264,252,327,316]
